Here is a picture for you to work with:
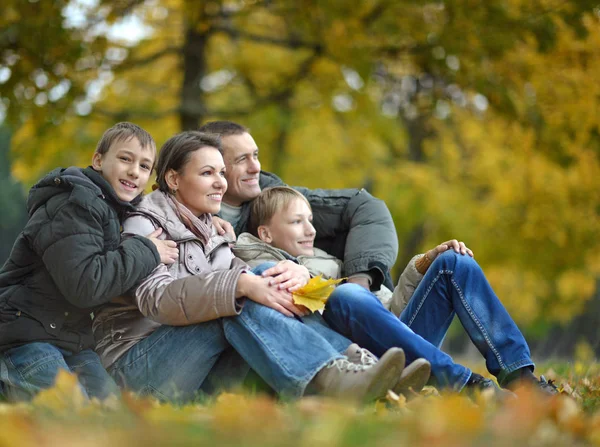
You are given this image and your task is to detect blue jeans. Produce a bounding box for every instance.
[110,266,351,401]
[0,342,119,401]
[324,251,534,390]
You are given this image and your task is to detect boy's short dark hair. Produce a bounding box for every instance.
[95,122,156,157]
[248,186,311,237]
[198,121,249,138]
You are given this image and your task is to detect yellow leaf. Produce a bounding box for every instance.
[32,369,86,411]
[292,276,345,312]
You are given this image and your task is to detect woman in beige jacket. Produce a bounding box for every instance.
[93,131,407,403]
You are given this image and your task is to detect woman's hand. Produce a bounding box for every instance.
[236,273,309,317]
[426,239,474,262]
[212,216,236,240]
[146,228,179,265]
[261,260,311,292]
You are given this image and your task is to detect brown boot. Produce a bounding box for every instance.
[311,347,405,402]
[393,358,431,397]
[344,343,378,366]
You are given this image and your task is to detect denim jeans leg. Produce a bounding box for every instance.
[0,342,88,401]
[199,346,251,395]
[109,321,231,402]
[250,262,277,276]
[223,300,343,398]
[251,262,351,353]
[299,313,352,354]
[324,283,471,390]
[64,349,120,400]
[400,251,534,384]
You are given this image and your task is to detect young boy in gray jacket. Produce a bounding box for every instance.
[233,186,431,397]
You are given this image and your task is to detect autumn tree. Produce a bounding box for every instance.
[2,0,600,330]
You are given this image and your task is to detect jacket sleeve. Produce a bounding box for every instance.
[134,264,246,326]
[390,255,424,317]
[295,187,398,290]
[34,201,160,309]
[124,215,246,326]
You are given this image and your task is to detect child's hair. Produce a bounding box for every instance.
[248,186,311,236]
[95,122,156,159]
[155,131,223,193]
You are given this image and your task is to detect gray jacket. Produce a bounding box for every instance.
[222,171,398,291]
[93,190,247,369]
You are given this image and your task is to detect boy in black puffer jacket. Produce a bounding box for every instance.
[0,122,178,401]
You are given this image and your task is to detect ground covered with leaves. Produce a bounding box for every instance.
[1,361,599,447]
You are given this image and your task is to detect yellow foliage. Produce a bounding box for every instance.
[292,276,344,312]
[32,369,86,411]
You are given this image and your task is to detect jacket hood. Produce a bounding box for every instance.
[26,166,139,217]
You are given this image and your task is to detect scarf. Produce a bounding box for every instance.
[165,193,213,247]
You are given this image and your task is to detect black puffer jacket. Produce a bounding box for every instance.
[0,167,160,353]
[228,171,398,290]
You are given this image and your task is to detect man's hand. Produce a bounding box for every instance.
[261,260,311,292]
[237,274,309,317]
[212,216,236,240]
[427,239,474,262]
[146,228,179,265]
[346,276,370,290]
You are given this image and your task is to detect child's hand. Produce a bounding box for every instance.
[146,228,179,265]
[262,260,310,292]
[237,274,309,317]
[212,216,236,240]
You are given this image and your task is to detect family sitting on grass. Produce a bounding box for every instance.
[0,120,558,403]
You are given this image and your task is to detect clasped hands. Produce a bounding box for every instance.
[239,260,312,318]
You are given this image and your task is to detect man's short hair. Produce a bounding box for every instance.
[198,121,249,138]
[95,122,156,156]
[248,186,311,236]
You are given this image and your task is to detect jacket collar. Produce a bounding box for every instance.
[234,232,295,262]
[135,191,233,250]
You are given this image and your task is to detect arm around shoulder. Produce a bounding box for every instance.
[36,202,160,309]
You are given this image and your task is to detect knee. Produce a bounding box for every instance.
[328,283,378,312]
[434,250,481,273]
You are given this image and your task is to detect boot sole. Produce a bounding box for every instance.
[362,348,406,402]
[393,358,431,397]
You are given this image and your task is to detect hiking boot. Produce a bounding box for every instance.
[464,373,516,400]
[393,358,431,397]
[344,343,378,367]
[537,375,559,396]
[311,347,406,402]
[504,369,560,396]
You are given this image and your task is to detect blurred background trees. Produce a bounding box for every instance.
[2,0,600,354]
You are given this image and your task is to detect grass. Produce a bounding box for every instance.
[0,360,599,446]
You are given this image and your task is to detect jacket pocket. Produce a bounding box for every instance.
[7,296,66,337]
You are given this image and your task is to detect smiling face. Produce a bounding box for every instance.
[221,132,261,206]
[92,136,155,202]
[258,197,316,257]
[166,146,227,216]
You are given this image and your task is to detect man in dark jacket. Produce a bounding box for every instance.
[0,122,178,401]
[198,121,398,293]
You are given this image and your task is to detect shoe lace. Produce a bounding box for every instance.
[326,357,369,373]
[356,348,377,367]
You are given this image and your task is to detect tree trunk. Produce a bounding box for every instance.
[179,27,208,130]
